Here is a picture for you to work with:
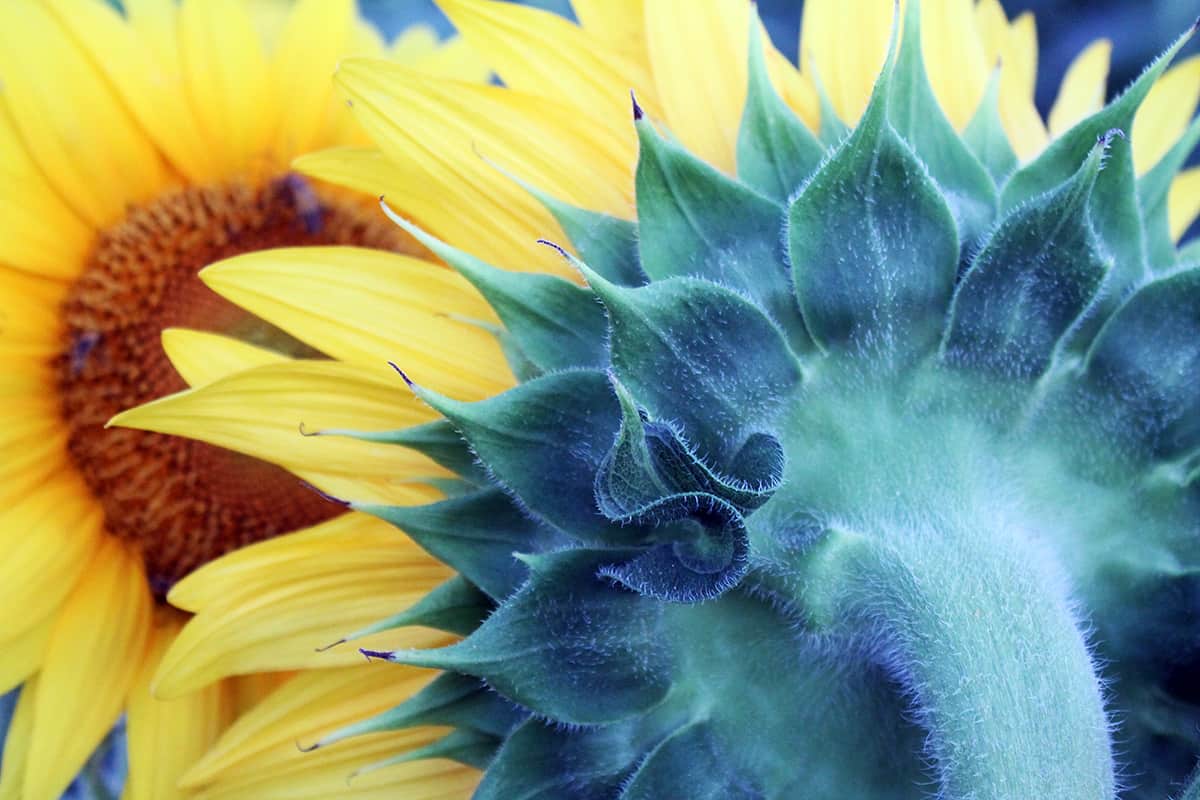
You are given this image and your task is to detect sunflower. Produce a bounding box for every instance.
[112,0,1200,797]
[0,1,487,798]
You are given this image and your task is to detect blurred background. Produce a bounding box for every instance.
[365,0,1200,115]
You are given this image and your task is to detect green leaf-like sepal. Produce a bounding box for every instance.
[379,550,672,726]
[382,207,610,373]
[1138,113,1200,272]
[634,107,811,350]
[1001,26,1195,294]
[736,11,823,203]
[412,369,619,538]
[787,26,959,364]
[356,488,567,600]
[941,133,1114,379]
[1083,267,1200,460]
[889,0,997,246]
[619,721,763,800]
[582,269,803,466]
[963,73,1019,184]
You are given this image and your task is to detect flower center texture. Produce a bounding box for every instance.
[55,177,405,595]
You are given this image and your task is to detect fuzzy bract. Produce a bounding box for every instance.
[314,7,1200,799]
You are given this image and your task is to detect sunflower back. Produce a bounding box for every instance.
[306,6,1200,799]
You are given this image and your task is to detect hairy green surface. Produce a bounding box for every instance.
[310,5,1200,798]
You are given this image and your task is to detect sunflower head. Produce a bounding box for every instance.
[115,1,1200,797]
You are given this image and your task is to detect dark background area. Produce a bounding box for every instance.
[364,0,1200,115]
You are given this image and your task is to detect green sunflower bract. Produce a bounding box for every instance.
[302,6,1200,799]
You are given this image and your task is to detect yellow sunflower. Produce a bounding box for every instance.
[108,0,1200,797]
[0,1,487,798]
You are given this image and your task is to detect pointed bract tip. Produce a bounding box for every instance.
[1192,15,1200,34]
[296,739,321,753]
[298,421,320,437]
[360,648,394,662]
[630,90,644,121]
[536,238,570,259]
[315,637,347,653]
[387,361,415,388]
[300,481,350,508]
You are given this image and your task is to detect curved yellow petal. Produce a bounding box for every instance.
[125,612,234,800]
[269,0,355,160]
[572,0,649,70]
[168,513,400,611]
[182,667,476,799]
[1168,166,1200,242]
[0,109,92,280]
[200,247,510,399]
[1133,55,1200,175]
[161,328,289,388]
[183,665,430,787]
[0,267,67,351]
[1048,39,1111,138]
[109,361,444,481]
[645,0,750,172]
[333,59,630,276]
[800,0,892,128]
[0,676,37,800]
[154,515,452,697]
[179,0,277,176]
[438,0,658,133]
[0,0,165,228]
[922,0,990,129]
[45,0,219,183]
[999,11,1048,160]
[0,406,69,506]
[0,618,51,696]
[23,536,152,800]
[0,474,102,641]
[405,35,492,83]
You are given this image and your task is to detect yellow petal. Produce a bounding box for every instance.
[1048,40,1112,138]
[974,0,1007,68]
[0,405,70,506]
[179,0,277,176]
[333,59,631,276]
[229,671,293,717]
[0,0,166,228]
[0,266,67,353]
[437,0,658,134]
[800,0,892,128]
[571,0,649,70]
[999,11,1048,160]
[0,108,93,280]
[0,675,37,800]
[391,24,440,61]
[644,0,750,172]
[269,0,355,160]
[154,514,452,697]
[0,475,102,642]
[23,536,152,800]
[183,665,429,786]
[1169,167,1200,242]
[1133,56,1200,175]
[125,611,234,800]
[404,35,493,84]
[183,667,477,800]
[922,0,990,129]
[161,328,289,388]
[109,360,444,487]
[44,0,220,183]
[200,247,511,399]
[0,617,51,696]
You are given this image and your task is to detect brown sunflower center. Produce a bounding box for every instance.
[55,176,406,597]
